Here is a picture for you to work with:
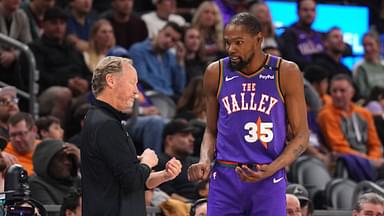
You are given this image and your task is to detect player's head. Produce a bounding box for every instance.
[224,12,262,71]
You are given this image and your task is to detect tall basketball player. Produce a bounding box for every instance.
[188,12,309,215]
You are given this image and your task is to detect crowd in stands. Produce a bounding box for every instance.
[0,0,384,215]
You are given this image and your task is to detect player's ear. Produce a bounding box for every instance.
[255,32,263,43]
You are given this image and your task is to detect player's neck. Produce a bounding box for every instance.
[241,52,268,74]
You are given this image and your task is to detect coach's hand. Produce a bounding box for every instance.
[139,148,158,168]
[235,164,275,182]
[188,161,211,182]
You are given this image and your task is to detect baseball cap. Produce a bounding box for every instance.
[0,86,16,98]
[44,7,68,22]
[286,183,309,201]
[163,119,195,137]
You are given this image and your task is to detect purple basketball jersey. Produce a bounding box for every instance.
[216,55,286,164]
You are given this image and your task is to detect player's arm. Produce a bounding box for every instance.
[188,61,219,181]
[270,60,309,170]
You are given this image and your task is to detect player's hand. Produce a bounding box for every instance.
[188,161,211,182]
[164,157,182,181]
[235,164,274,182]
[139,148,158,168]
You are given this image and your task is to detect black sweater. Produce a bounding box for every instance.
[81,99,151,216]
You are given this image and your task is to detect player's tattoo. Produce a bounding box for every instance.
[293,143,306,157]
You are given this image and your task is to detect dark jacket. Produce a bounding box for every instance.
[81,99,151,216]
[155,153,199,201]
[29,139,79,205]
[29,34,91,93]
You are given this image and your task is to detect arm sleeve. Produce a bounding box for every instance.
[96,121,151,192]
[171,59,186,96]
[129,45,149,83]
[353,66,369,98]
[364,112,382,160]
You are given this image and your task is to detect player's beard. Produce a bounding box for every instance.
[228,52,255,72]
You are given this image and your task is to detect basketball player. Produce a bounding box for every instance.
[188,12,309,215]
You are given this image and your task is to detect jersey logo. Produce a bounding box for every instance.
[259,74,274,80]
[273,176,284,184]
[225,75,239,82]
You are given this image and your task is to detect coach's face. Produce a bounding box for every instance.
[224,24,261,71]
[112,63,138,113]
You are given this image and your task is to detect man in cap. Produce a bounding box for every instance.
[155,119,199,202]
[29,7,91,124]
[287,183,313,216]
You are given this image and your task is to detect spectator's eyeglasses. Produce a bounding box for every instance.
[0,97,19,106]
[9,130,29,138]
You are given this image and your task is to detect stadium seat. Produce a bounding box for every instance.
[325,178,356,210]
[289,155,332,199]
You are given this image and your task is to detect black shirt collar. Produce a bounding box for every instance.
[93,99,129,121]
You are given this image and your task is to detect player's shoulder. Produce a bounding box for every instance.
[279,58,301,75]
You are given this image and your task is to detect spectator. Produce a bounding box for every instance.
[191,1,225,62]
[129,22,186,99]
[317,74,383,175]
[286,194,302,216]
[304,65,331,107]
[4,112,39,175]
[189,198,207,216]
[35,116,64,141]
[29,7,91,95]
[287,184,313,216]
[364,86,384,145]
[0,0,32,90]
[353,192,384,216]
[0,86,19,143]
[104,0,148,50]
[176,76,206,157]
[249,1,279,52]
[278,0,323,70]
[183,26,207,83]
[30,139,80,205]
[312,27,351,80]
[66,0,97,52]
[155,119,199,202]
[353,31,384,99]
[83,19,116,72]
[60,188,82,216]
[21,0,55,41]
[142,0,186,39]
[29,7,91,123]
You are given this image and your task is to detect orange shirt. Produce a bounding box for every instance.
[4,140,40,176]
[317,104,382,160]
[321,94,332,107]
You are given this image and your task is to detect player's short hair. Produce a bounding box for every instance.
[226,12,261,36]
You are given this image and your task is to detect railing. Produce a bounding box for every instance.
[0,33,39,118]
[352,180,384,204]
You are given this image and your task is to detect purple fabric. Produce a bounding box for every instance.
[207,165,286,215]
[216,55,287,164]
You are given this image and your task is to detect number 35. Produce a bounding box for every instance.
[244,122,273,143]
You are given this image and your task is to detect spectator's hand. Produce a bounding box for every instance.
[235,164,275,183]
[188,161,211,182]
[138,148,158,168]
[175,41,186,65]
[63,143,80,164]
[1,151,18,167]
[141,106,160,116]
[0,50,17,67]
[164,157,182,181]
[371,158,384,168]
[68,77,89,96]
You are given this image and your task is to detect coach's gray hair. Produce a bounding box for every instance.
[91,56,132,96]
[353,192,384,212]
